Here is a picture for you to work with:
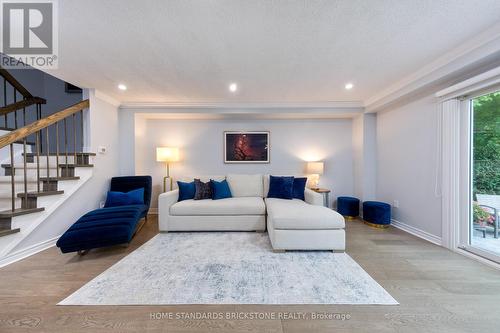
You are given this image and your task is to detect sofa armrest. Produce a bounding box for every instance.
[158,189,179,231]
[304,188,323,206]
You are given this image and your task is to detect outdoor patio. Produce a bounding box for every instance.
[472,229,500,254]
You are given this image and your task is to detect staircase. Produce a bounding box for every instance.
[0,67,92,256]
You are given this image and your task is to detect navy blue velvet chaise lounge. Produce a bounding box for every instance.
[56,176,152,255]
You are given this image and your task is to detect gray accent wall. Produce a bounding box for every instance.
[118,110,355,210]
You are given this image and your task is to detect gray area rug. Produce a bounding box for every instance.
[59,232,398,305]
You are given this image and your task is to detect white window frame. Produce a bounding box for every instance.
[437,66,500,266]
[458,85,500,263]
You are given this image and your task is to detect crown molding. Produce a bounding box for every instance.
[365,22,500,112]
[119,100,364,109]
[94,90,120,107]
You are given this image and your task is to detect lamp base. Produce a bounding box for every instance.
[163,176,174,192]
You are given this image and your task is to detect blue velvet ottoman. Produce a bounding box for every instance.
[337,196,360,219]
[56,205,145,254]
[362,201,391,228]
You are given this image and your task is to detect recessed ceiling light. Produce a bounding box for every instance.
[229,83,238,93]
[118,84,127,91]
[345,83,354,90]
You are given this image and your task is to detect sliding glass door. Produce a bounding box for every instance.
[463,90,500,262]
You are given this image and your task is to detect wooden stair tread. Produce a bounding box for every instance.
[23,152,96,156]
[0,163,94,169]
[40,176,80,181]
[0,176,39,183]
[0,228,20,237]
[17,190,64,198]
[0,207,44,218]
[1,163,59,169]
[58,164,94,168]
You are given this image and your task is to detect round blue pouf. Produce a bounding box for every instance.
[363,201,391,228]
[337,196,360,219]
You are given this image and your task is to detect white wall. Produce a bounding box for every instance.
[11,90,120,251]
[129,117,354,209]
[376,94,442,238]
[352,113,377,202]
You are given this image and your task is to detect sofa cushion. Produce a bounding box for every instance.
[211,179,232,200]
[263,174,311,197]
[265,198,345,229]
[177,176,225,184]
[267,175,294,199]
[292,177,307,201]
[226,174,263,197]
[170,197,265,216]
[177,181,196,202]
[194,179,213,200]
[104,188,145,208]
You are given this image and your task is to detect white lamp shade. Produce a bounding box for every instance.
[306,161,324,175]
[156,147,180,162]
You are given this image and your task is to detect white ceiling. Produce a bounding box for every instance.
[48,0,500,105]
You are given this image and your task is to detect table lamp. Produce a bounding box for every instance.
[306,161,324,189]
[156,147,180,192]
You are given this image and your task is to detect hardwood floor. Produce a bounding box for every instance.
[1,215,500,332]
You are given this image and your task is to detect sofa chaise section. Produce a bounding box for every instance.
[266,197,345,251]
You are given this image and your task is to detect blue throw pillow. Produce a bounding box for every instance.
[177,181,196,202]
[293,177,307,201]
[211,179,232,200]
[267,175,294,199]
[104,188,144,207]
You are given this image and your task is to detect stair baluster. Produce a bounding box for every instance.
[23,138,28,208]
[36,129,41,192]
[3,78,6,127]
[9,144,15,211]
[45,125,50,180]
[56,122,60,178]
[73,113,77,168]
[22,98,26,127]
[13,89,17,129]
[80,110,84,154]
[64,117,68,177]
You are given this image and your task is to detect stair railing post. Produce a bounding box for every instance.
[73,113,77,167]
[45,125,50,182]
[3,78,7,127]
[36,130,41,193]
[80,109,84,160]
[64,117,68,177]
[13,88,17,129]
[56,121,60,178]
[23,138,28,206]
[10,143,15,212]
[38,103,43,153]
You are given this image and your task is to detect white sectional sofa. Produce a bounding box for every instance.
[158,174,345,251]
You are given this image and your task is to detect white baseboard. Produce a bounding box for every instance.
[454,248,500,271]
[0,235,60,268]
[391,219,442,246]
[148,208,158,215]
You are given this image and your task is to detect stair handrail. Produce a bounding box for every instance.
[0,97,47,117]
[0,67,34,98]
[0,99,89,149]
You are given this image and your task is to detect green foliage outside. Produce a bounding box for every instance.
[473,91,500,197]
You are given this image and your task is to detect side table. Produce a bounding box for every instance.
[311,188,331,208]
